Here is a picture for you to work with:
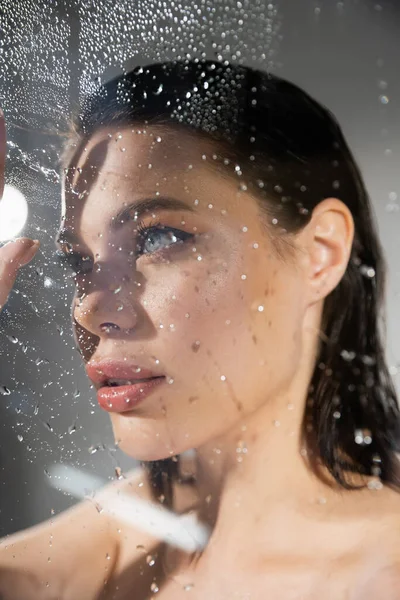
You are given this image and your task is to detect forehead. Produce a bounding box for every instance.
[65,125,214,194]
[60,124,263,244]
[62,124,246,218]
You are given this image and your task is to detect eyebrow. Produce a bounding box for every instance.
[55,196,195,247]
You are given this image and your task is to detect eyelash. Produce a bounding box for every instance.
[56,220,194,277]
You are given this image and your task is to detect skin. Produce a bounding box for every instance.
[1,121,400,598]
[58,124,400,598]
[61,124,348,465]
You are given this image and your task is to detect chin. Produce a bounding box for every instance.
[109,413,183,462]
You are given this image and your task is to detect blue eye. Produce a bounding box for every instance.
[136,222,194,256]
[55,223,194,276]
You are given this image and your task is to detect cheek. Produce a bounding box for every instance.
[140,253,251,391]
[141,250,304,419]
[244,271,306,403]
[142,252,240,329]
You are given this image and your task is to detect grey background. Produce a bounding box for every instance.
[0,0,399,535]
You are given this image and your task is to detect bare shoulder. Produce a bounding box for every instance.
[0,487,118,599]
[356,561,400,600]
[357,493,400,600]
[0,467,197,599]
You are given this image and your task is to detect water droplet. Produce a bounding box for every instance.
[354,428,372,445]
[341,349,356,361]
[371,465,381,477]
[373,454,382,465]
[115,467,125,480]
[184,583,194,591]
[44,276,56,288]
[0,386,11,395]
[150,582,159,593]
[257,305,264,312]
[236,440,247,454]
[367,479,383,490]
[17,434,23,442]
[109,283,122,294]
[95,503,103,514]
[360,265,375,278]
[146,554,156,566]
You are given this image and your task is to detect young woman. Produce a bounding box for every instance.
[1,59,400,599]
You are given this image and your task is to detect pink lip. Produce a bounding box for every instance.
[85,360,163,386]
[85,359,166,413]
[97,378,166,413]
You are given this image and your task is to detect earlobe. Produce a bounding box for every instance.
[307,198,354,301]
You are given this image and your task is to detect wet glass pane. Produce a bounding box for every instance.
[0,0,400,598]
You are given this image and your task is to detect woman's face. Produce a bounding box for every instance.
[59,125,309,460]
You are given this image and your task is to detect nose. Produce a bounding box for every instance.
[73,271,139,337]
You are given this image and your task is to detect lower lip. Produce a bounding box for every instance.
[97,377,166,413]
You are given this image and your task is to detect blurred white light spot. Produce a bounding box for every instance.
[44,277,54,288]
[0,185,28,241]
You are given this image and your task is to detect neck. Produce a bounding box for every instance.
[194,392,310,521]
[191,379,357,564]
[191,312,335,538]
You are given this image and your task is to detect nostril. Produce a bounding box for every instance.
[100,323,121,334]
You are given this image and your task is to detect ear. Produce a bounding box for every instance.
[301,197,354,303]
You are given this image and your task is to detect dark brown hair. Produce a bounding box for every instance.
[60,58,400,503]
